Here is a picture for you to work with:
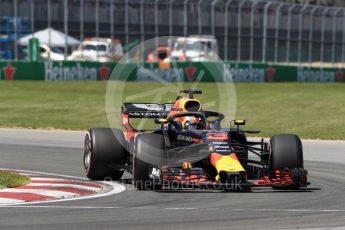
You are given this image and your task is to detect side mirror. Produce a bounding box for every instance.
[234,119,245,126]
[154,118,168,124]
[231,119,246,131]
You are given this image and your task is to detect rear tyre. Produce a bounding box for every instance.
[83,128,128,180]
[133,133,165,190]
[270,134,303,190]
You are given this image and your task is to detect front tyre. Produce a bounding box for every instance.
[270,134,303,190]
[84,128,128,180]
[133,133,165,190]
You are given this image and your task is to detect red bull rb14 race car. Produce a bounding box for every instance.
[83,89,309,191]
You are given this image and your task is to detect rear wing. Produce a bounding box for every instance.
[121,103,173,118]
[121,103,173,140]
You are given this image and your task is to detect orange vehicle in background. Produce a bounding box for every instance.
[146,46,171,69]
[146,46,170,62]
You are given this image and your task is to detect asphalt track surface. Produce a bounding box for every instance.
[0,128,344,230]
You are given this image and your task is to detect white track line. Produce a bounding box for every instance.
[24,183,102,192]
[28,177,70,181]
[0,198,24,204]
[1,206,345,213]
[1,189,79,198]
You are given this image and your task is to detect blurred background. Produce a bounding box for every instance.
[1,0,345,137]
[1,0,345,66]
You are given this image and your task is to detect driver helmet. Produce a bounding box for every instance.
[168,96,205,130]
[184,116,205,130]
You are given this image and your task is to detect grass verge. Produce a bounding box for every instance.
[0,81,344,139]
[0,171,30,189]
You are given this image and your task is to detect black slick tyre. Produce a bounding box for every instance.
[83,128,127,180]
[270,134,303,190]
[133,133,165,190]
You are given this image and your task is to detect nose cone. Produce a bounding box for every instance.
[210,153,246,181]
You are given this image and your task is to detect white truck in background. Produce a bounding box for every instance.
[168,36,219,62]
[68,38,123,62]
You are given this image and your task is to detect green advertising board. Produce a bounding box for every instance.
[0,61,43,80]
[44,61,115,81]
[137,62,223,82]
[0,60,345,83]
[28,38,40,62]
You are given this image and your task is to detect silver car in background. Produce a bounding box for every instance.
[68,38,123,62]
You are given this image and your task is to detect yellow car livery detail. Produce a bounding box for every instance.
[210,153,245,181]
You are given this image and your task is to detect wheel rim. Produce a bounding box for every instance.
[84,135,92,171]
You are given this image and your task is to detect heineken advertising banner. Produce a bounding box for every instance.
[0,60,345,82]
[0,62,43,80]
[138,62,223,82]
[0,61,118,81]
[44,61,118,81]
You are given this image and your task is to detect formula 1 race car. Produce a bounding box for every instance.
[83,89,309,191]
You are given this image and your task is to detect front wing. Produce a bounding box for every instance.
[157,167,309,190]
